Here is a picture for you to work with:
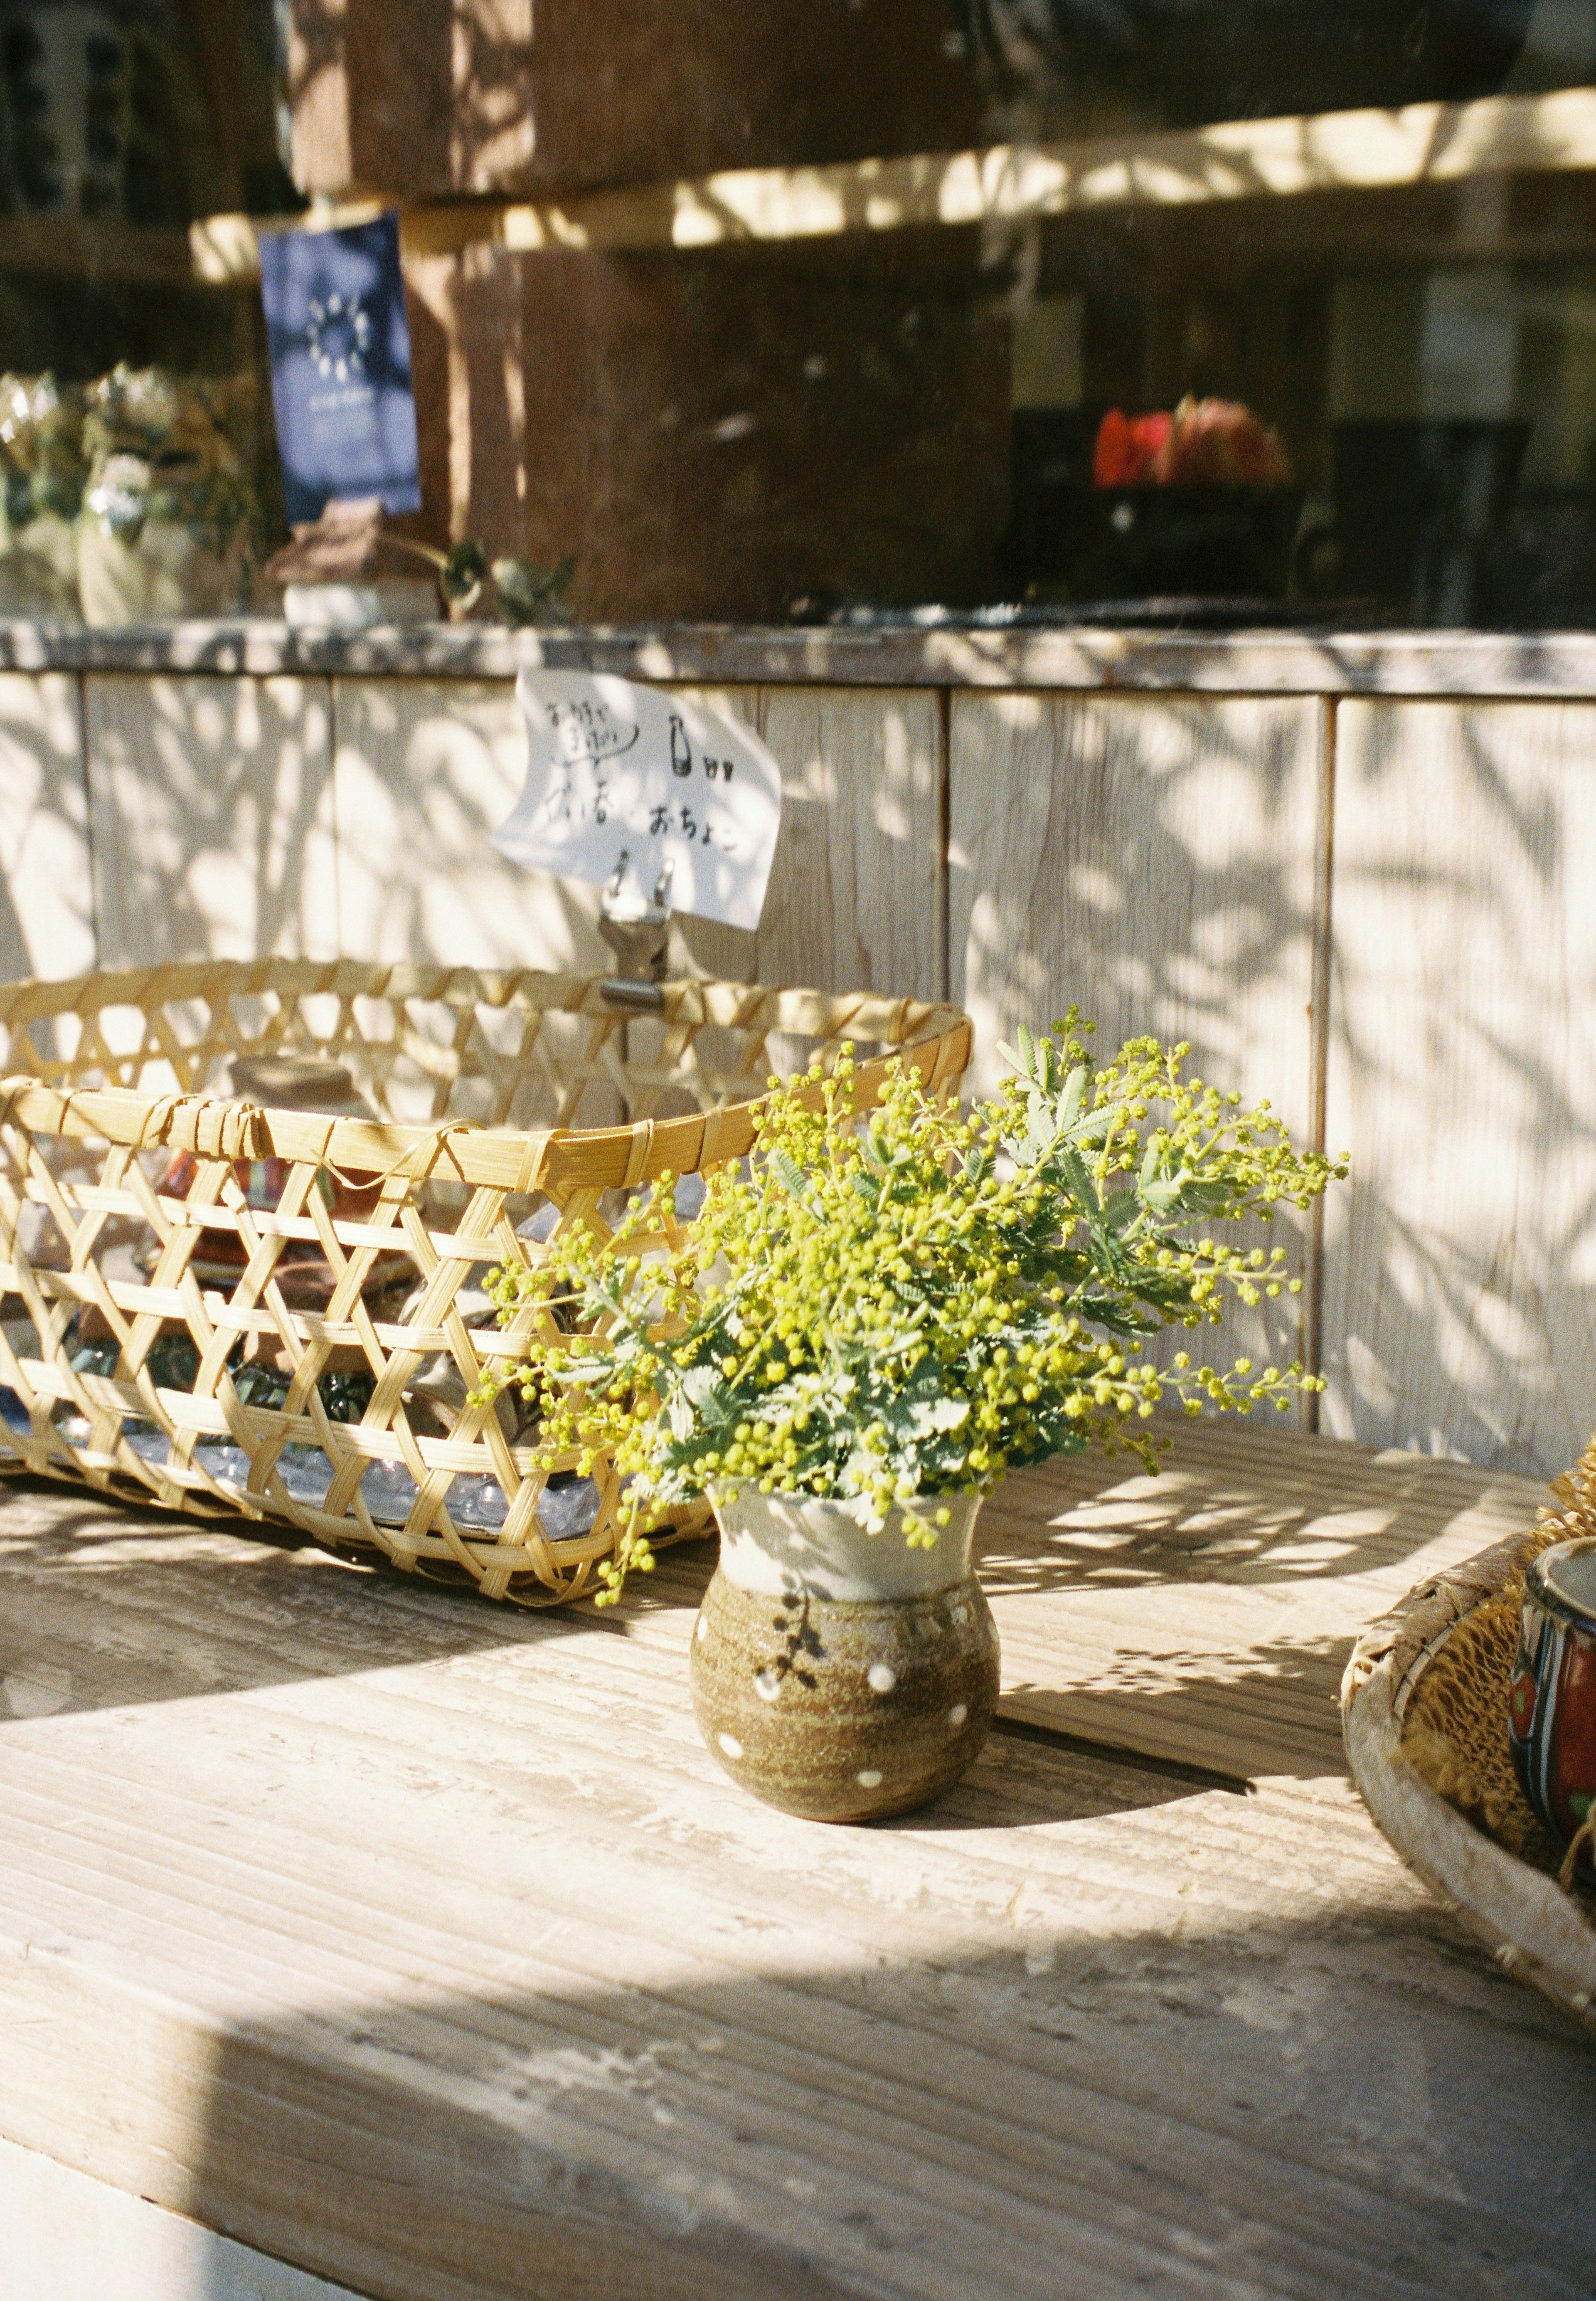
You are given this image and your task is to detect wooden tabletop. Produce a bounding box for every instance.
[2,1423,1594,2301]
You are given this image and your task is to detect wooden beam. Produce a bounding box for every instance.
[192,83,1596,284]
[0,215,204,289]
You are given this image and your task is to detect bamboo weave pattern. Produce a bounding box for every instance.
[0,959,971,1604]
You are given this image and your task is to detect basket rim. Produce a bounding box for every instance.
[0,956,973,1196]
[1342,1523,1596,2035]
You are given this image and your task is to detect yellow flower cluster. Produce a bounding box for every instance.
[482,1016,1346,1603]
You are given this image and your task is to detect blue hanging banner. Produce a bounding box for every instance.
[259,212,422,527]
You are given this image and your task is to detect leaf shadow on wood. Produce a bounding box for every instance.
[0,681,96,985]
[954,682,1596,1482]
[953,689,1322,1405]
[82,675,340,970]
[1321,698,1596,1480]
[0,1481,1264,1818]
[995,1628,1348,1786]
[0,1477,607,1725]
[976,1424,1533,1592]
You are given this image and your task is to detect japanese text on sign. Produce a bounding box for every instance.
[494,672,783,931]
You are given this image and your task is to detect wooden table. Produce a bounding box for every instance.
[2,1422,1595,2300]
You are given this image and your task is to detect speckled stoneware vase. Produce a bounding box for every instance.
[690,1490,999,1822]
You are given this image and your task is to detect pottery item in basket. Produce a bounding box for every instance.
[1508,1539,1596,1844]
[159,1053,400,1306]
[691,1489,999,1824]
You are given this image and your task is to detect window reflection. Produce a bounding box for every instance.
[0,0,1594,628]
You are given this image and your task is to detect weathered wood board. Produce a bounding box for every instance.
[948,691,1326,1408]
[1322,698,1596,1476]
[948,692,1323,1107]
[5,661,1596,1495]
[82,676,340,968]
[329,677,607,977]
[675,685,945,1002]
[0,673,93,984]
[331,679,943,1001]
[1,1431,1592,2301]
[973,1417,1547,1781]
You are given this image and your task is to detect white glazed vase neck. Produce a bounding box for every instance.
[714,1487,982,1603]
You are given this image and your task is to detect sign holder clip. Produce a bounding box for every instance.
[598,855,673,1013]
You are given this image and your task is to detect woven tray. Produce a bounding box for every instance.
[1342,1449,1596,2033]
[0,958,970,1605]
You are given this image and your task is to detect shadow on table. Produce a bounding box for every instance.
[0,1475,704,1724]
[166,1897,1596,2301]
[976,1427,1537,1597]
[0,1474,1236,1829]
[998,1625,1352,1786]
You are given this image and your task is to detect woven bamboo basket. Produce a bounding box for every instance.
[0,958,971,1605]
[1342,1447,1596,2034]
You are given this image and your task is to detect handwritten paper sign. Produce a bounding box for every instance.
[493,672,784,932]
[259,212,422,527]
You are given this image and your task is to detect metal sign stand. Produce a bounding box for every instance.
[598,853,673,1014]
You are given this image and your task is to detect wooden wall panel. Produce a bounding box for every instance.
[83,677,338,969]
[0,674,92,984]
[331,680,613,977]
[949,691,1325,1406]
[1323,699,1596,1477]
[332,680,943,1001]
[677,686,944,1001]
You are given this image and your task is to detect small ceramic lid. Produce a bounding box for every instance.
[226,1054,371,1118]
[1527,1537,1596,1627]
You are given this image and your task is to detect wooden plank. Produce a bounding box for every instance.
[976,1417,1547,1783]
[82,676,339,969]
[330,678,608,978]
[680,686,944,1001]
[0,673,92,984]
[333,679,943,1000]
[948,689,1324,1407]
[0,1448,1593,2300]
[24,622,1596,704]
[1322,698,1596,1477]
[194,86,1596,276]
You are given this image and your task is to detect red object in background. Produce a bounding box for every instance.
[1093,397,1293,488]
[1092,407,1172,486]
[1156,396,1294,486]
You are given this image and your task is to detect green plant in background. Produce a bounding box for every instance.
[81,364,261,551]
[438,539,576,624]
[0,372,87,527]
[485,1018,1347,1602]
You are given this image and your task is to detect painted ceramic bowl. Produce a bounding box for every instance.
[1507,1539,1596,1844]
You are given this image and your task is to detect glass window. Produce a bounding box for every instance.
[2,0,1596,629]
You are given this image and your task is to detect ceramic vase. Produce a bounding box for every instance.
[1509,1537,1596,1845]
[691,1488,999,1823]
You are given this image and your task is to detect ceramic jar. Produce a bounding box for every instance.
[1509,1539,1596,1845]
[691,1488,999,1823]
